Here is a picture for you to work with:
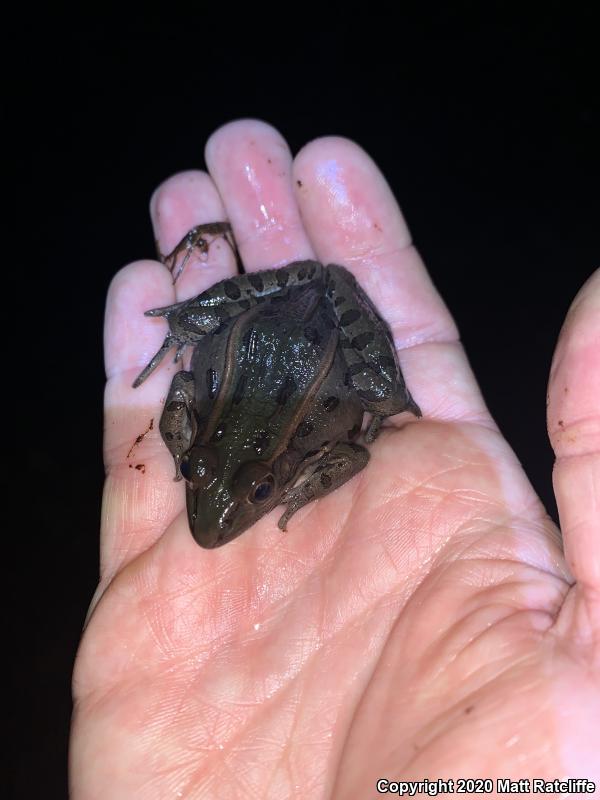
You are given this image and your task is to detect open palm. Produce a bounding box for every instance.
[70,120,600,799]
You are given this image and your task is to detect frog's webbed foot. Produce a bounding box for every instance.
[159,222,240,283]
[364,395,422,443]
[277,443,369,531]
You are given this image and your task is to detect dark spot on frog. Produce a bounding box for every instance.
[296,420,314,438]
[211,425,226,442]
[297,266,307,281]
[248,273,264,293]
[348,424,361,439]
[304,326,321,344]
[237,299,251,311]
[351,331,375,350]
[210,321,228,336]
[296,179,303,187]
[233,375,247,405]
[254,430,270,455]
[340,309,361,327]
[206,368,219,399]
[165,431,174,441]
[276,375,298,405]
[378,355,396,373]
[305,449,320,458]
[334,296,346,307]
[344,363,369,385]
[224,280,242,300]
[276,271,290,288]
[323,395,339,412]
[320,472,332,488]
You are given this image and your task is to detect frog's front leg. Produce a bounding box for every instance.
[159,370,196,480]
[277,442,369,530]
[133,259,325,387]
[325,264,421,441]
[132,296,233,387]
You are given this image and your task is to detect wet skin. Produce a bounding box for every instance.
[134,246,420,547]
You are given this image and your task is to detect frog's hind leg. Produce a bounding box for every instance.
[325,264,421,442]
[160,222,239,283]
[278,442,369,530]
[158,370,196,480]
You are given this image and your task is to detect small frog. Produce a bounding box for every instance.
[134,227,420,548]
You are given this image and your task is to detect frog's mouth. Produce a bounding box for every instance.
[186,484,283,548]
[186,484,252,548]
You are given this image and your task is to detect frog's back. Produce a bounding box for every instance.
[192,283,340,456]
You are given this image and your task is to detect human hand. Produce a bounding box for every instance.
[70,120,600,798]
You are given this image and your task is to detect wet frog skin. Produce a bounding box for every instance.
[134,239,421,548]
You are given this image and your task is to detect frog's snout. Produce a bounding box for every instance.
[186,484,241,548]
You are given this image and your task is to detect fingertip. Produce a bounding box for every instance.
[204,118,313,268]
[204,118,289,168]
[149,170,226,256]
[104,259,175,383]
[292,134,412,255]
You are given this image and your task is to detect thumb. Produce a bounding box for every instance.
[547,269,600,619]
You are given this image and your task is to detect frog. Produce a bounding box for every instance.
[133,227,421,548]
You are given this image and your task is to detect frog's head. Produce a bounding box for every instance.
[181,445,281,548]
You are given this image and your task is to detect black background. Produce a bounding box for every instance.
[11,7,598,797]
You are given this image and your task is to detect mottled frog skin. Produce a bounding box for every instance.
[134,237,420,548]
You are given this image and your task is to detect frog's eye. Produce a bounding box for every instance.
[250,477,274,504]
[232,461,276,504]
[182,446,217,488]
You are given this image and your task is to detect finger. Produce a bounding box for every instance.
[205,118,315,269]
[150,169,237,299]
[548,269,600,594]
[292,136,491,426]
[101,172,234,581]
[102,261,183,583]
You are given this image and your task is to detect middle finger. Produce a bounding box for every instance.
[205,119,315,269]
